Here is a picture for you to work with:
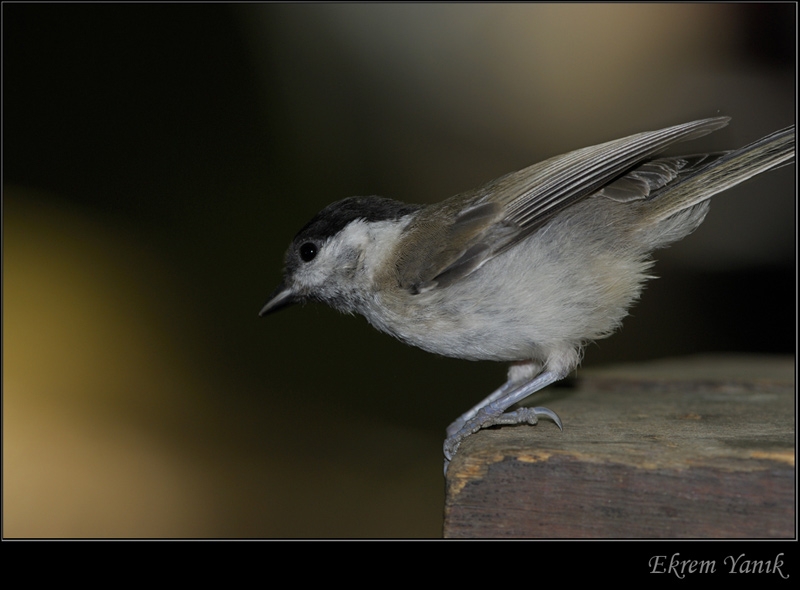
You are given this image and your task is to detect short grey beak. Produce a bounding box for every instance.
[259,282,297,316]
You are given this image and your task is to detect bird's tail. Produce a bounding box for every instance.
[643,125,795,225]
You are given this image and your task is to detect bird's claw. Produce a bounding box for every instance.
[443,405,562,475]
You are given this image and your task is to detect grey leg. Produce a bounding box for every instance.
[443,369,564,472]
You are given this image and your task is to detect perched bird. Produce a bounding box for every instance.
[259,118,795,473]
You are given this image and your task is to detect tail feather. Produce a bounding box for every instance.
[644,125,795,225]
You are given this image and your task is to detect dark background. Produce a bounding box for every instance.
[4,4,794,538]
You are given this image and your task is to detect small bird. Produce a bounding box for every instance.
[260,118,795,473]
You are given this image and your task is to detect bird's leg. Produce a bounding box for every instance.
[445,360,544,437]
[445,381,517,438]
[443,368,565,473]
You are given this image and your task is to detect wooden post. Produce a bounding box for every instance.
[443,355,794,538]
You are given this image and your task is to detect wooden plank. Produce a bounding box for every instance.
[443,355,795,538]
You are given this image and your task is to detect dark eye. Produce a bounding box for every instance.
[299,242,318,262]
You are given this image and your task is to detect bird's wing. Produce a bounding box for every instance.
[396,117,730,292]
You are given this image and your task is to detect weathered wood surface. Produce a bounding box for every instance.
[443,355,795,538]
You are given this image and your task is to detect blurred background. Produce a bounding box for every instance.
[3,4,794,538]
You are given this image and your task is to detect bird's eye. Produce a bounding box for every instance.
[299,242,318,262]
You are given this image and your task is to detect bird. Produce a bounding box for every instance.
[259,117,795,473]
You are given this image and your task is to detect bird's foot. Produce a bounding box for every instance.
[443,406,562,475]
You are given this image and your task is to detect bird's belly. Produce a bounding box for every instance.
[366,281,567,362]
[364,233,649,362]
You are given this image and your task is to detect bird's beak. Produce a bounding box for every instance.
[259,282,298,316]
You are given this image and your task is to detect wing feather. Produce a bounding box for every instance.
[395,117,731,292]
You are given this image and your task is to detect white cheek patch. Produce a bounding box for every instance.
[294,241,344,288]
[354,218,411,282]
[293,216,414,293]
